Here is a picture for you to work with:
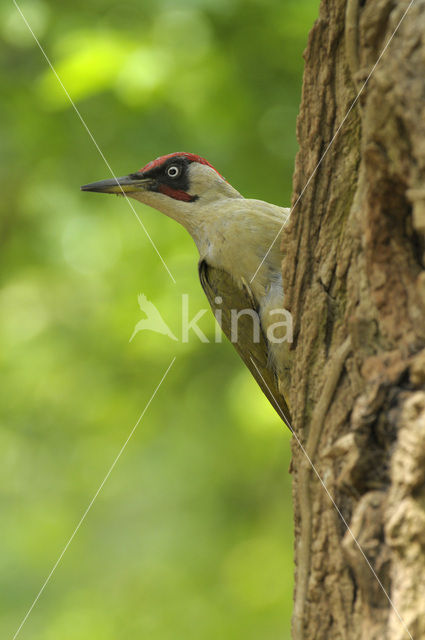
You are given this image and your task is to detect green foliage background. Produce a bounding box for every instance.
[1,0,318,637]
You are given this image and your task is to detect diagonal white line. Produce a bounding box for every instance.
[13,0,176,284]
[250,0,416,284]
[12,357,176,640]
[249,356,414,640]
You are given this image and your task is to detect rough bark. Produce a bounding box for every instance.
[281,0,425,638]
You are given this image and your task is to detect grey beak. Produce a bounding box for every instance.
[80,174,151,194]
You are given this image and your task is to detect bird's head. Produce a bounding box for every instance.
[81,152,242,232]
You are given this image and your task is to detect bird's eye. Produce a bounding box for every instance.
[166,165,180,179]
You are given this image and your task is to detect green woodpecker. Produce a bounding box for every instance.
[81,153,291,424]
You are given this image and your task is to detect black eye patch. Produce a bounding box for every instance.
[134,155,193,193]
[159,157,190,191]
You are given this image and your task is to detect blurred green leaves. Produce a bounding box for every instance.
[1,0,318,638]
[1,0,50,48]
[36,31,136,107]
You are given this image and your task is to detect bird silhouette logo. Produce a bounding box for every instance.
[129,294,178,342]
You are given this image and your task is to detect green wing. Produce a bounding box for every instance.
[198,259,291,426]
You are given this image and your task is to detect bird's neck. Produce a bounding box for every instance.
[134,182,242,242]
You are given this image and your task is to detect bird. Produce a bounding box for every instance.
[81,153,292,425]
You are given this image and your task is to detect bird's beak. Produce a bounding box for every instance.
[80,174,152,195]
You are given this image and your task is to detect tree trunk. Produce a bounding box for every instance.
[281,0,425,638]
